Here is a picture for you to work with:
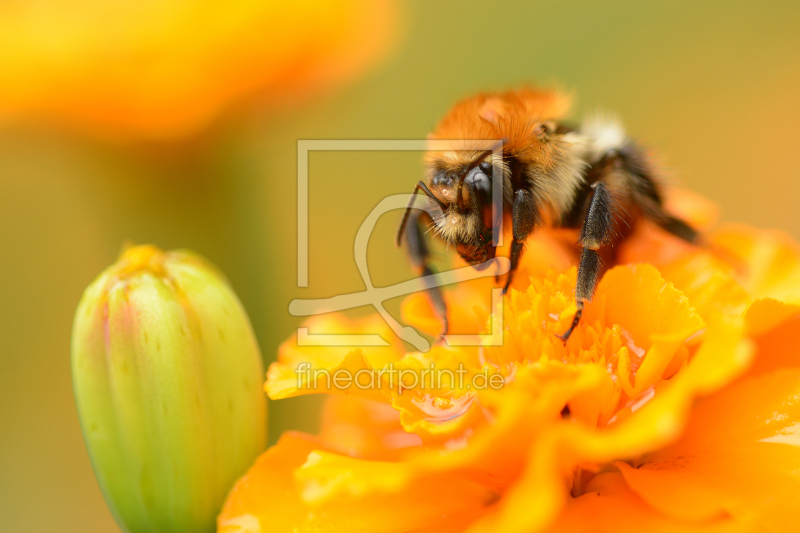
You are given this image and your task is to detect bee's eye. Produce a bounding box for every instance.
[461,167,491,206]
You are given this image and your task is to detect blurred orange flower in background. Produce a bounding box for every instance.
[219,191,800,532]
[0,0,401,141]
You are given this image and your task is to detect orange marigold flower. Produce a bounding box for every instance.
[220,191,800,533]
[0,0,400,141]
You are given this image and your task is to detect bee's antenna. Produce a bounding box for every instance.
[396,181,447,247]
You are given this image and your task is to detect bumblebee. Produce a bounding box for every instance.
[396,88,698,342]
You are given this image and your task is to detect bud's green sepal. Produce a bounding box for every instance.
[72,245,267,533]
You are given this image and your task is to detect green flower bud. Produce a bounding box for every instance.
[72,245,267,533]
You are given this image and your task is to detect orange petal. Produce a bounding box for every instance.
[712,224,800,304]
[617,463,728,523]
[619,368,800,530]
[265,314,404,400]
[412,362,610,492]
[401,277,494,337]
[744,298,800,338]
[572,313,752,461]
[219,432,496,533]
[657,253,750,320]
[381,346,489,445]
[218,432,320,533]
[400,292,448,338]
[266,348,385,402]
[617,219,697,268]
[472,314,752,533]
[538,472,747,533]
[407,511,489,533]
[318,395,422,460]
[747,307,800,376]
[294,450,494,505]
[590,264,705,396]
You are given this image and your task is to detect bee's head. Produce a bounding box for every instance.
[427,150,499,268]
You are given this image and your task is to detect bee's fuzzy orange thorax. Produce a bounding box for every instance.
[425,87,572,168]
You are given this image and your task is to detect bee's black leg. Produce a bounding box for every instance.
[656,214,700,244]
[405,209,449,338]
[557,182,615,343]
[616,144,699,244]
[504,189,540,293]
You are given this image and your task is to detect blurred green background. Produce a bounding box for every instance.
[2,0,799,531]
